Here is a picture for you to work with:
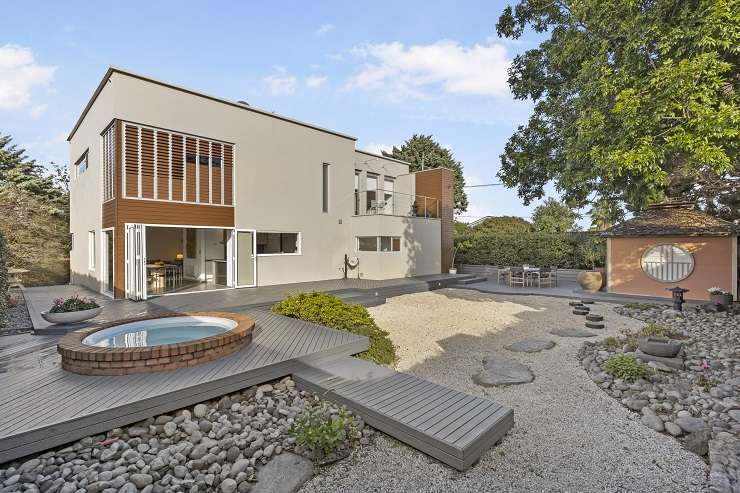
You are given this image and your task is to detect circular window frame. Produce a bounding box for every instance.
[640,243,695,283]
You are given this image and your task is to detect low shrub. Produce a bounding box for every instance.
[636,323,682,339]
[289,400,357,459]
[604,354,649,382]
[272,292,396,365]
[49,295,99,313]
[623,302,658,310]
[604,336,622,349]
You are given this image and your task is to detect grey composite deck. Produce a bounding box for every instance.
[293,357,514,471]
[0,311,367,463]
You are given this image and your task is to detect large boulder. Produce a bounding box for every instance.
[472,354,534,387]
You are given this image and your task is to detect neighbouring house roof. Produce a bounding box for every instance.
[602,202,738,237]
[67,66,358,142]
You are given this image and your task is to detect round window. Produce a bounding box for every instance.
[640,244,694,282]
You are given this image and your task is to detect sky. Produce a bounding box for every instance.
[1,0,571,224]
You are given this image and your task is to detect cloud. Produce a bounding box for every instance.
[29,104,47,118]
[347,39,511,99]
[305,76,327,89]
[0,44,56,111]
[361,143,394,155]
[327,53,343,61]
[315,24,334,35]
[263,73,297,95]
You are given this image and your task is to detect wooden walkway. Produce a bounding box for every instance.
[294,357,513,471]
[0,311,367,463]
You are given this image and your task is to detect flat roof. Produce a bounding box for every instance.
[67,66,358,142]
[354,149,411,167]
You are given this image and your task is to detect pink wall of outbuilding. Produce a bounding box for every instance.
[607,235,737,301]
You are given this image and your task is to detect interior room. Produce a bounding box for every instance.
[145,226,231,296]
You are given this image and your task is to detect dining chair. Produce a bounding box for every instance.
[497,266,511,285]
[536,267,553,288]
[510,267,525,287]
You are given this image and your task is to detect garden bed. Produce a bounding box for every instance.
[580,303,740,492]
[1,288,33,335]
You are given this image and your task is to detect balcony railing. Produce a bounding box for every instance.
[354,190,439,218]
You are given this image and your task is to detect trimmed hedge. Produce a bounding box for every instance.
[272,292,397,365]
[456,231,605,269]
[0,231,8,326]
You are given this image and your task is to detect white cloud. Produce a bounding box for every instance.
[327,53,343,61]
[361,143,393,156]
[0,44,56,111]
[305,76,327,89]
[263,74,297,95]
[347,40,511,99]
[29,104,47,118]
[315,24,334,35]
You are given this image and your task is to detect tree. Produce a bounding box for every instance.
[0,134,62,203]
[496,0,740,220]
[472,216,532,234]
[531,198,581,233]
[384,134,469,213]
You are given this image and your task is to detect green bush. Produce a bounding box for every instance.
[455,231,604,269]
[604,354,649,382]
[273,292,397,365]
[289,400,357,459]
[0,231,7,326]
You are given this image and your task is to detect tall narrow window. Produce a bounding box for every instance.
[366,174,378,213]
[354,170,360,215]
[322,163,330,213]
[88,231,96,270]
[383,177,395,215]
[102,124,116,201]
[76,151,89,178]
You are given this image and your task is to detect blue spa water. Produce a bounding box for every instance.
[82,316,236,348]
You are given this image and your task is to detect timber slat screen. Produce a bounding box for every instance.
[121,122,233,206]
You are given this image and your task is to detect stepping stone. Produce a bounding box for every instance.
[252,452,314,493]
[569,301,583,307]
[472,354,534,387]
[580,300,595,304]
[585,314,603,322]
[585,322,605,330]
[573,309,589,315]
[504,339,556,353]
[550,328,597,338]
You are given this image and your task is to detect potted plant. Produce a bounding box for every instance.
[449,246,459,274]
[577,236,606,292]
[708,287,733,307]
[41,295,102,325]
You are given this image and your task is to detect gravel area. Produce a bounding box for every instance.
[300,288,708,492]
[1,288,33,335]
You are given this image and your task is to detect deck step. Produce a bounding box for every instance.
[293,357,513,471]
[454,276,487,285]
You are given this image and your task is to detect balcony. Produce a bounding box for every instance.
[354,190,439,219]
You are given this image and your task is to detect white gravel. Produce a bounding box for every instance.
[300,289,708,492]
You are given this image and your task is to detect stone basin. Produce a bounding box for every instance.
[638,337,682,358]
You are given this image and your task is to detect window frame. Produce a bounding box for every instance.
[256,231,302,256]
[88,230,96,270]
[357,236,379,252]
[356,236,402,253]
[75,150,89,178]
[322,163,330,213]
[640,243,695,283]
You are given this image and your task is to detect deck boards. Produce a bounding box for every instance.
[293,357,513,471]
[0,311,368,463]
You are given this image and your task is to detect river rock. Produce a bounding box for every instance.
[252,452,313,493]
[504,339,556,353]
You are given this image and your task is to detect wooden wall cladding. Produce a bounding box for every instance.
[117,199,234,227]
[121,122,233,206]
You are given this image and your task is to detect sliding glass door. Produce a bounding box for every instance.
[235,229,256,287]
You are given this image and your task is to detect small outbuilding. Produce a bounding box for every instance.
[603,202,738,301]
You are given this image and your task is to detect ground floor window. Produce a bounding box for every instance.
[357,236,401,252]
[88,231,96,269]
[257,232,300,255]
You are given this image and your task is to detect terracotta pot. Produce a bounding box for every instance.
[710,293,733,307]
[577,271,604,292]
[41,307,102,325]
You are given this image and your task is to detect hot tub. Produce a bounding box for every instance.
[58,312,255,375]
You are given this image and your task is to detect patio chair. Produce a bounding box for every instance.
[550,266,559,286]
[534,267,553,288]
[509,268,525,287]
[497,266,511,285]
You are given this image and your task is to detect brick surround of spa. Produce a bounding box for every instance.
[58,312,255,375]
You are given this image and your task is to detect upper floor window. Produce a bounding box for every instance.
[322,163,330,213]
[641,244,694,282]
[102,124,116,201]
[76,151,88,178]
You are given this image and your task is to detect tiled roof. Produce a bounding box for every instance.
[603,202,738,237]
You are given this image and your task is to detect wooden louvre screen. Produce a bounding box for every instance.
[102,123,115,201]
[121,122,233,206]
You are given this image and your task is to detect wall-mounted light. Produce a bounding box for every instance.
[176,253,184,261]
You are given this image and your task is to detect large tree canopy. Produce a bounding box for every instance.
[496,0,740,222]
[384,134,469,214]
[531,197,581,232]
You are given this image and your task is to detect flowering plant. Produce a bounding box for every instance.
[708,287,729,295]
[49,295,100,313]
